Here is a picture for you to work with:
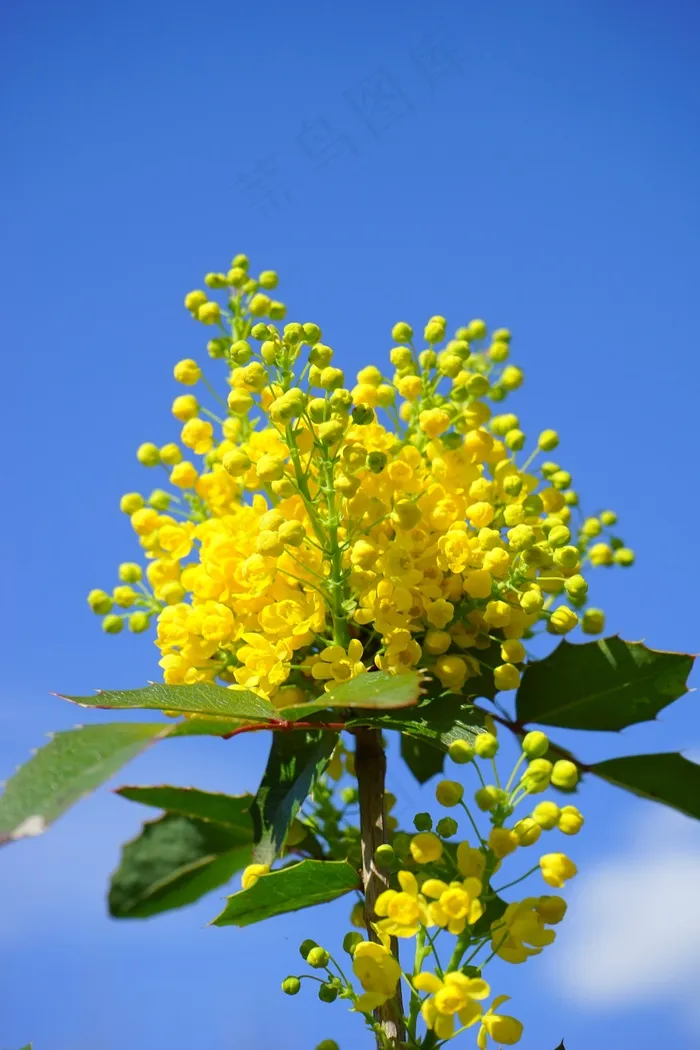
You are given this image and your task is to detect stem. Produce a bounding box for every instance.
[354,727,406,1048]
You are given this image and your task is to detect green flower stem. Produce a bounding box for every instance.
[458,799,486,847]
[492,863,540,895]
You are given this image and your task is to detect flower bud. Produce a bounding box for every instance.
[299,939,318,960]
[538,429,560,451]
[488,340,509,362]
[435,779,464,807]
[501,365,524,390]
[548,606,579,634]
[474,785,503,811]
[522,731,549,759]
[465,373,490,397]
[419,349,437,370]
[281,975,301,996]
[184,289,207,312]
[318,419,346,445]
[392,321,413,343]
[102,614,124,634]
[448,739,474,764]
[553,545,579,569]
[120,493,145,514]
[522,759,553,793]
[614,547,635,566]
[374,844,396,870]
[551,760,579,790]
[136,443,161,467]
[413,812,433,832]
[319,366,344,390]
[88,589,112,614]
[197,301,221,325]
[424,315,447,344]
[558,805,584,834]
[278,520,305,546]
[268,300,286,321]
[390,346,414,369]
[249,293,271,317]
[258,270,278,289]
[466,319,487,340]
[531,801,560,829]
[505,428,526,451]
[256,454,285,482]
[582,608,605,634]
[222,450,251,477]
[474,732,498,759]
[128,612,150,633]
[513,817,541,846]
[329,388,353,413]
[307,947,330,969]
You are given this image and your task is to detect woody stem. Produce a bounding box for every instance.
[354,727,406,1048]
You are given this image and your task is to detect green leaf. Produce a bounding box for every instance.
[251,731,337,866]
[324,670,422,709]
[62,682,278,721]
[515,637,694,731]
[350,695,484,753]
[401,735,445,784]
[0,723,173,845]
[212,858,360,927]
[590,752,700,820]
[117,785,254,827]
[109,812,253,918]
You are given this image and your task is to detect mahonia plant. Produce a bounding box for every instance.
[1,254,695,1050]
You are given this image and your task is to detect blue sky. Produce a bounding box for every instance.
[1,1,699,1048]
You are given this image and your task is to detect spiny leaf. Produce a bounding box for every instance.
[591,752,700,820]
[0,723,173,845]
[116,785,254,827]
[212,859,360,927]
[251,731,337,866]
[515,637,694,731]
[109,813,253,918]
[61,681,278,721]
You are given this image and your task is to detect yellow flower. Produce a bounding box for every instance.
[488,827,519,859]
[309,639,366,689]
[423,876,484,934]
[414,971,489,1041]
[352,938,401,1012]
[477,995,523,1048]
[540,852,577,888]
[375,870,430,938]
[490,899,556,963]
[456,841,487,879]
[410,833,443,864]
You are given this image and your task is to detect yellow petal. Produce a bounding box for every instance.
[413,972,443,994]
[398,869,419,896]
[457,1000,483,1028]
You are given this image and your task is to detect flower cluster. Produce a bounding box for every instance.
[279,726,583,1048]
[87,253,633,707]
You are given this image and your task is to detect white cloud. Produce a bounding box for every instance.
[553,805,700,1029]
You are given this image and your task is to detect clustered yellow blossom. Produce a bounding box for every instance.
[282,726,583,1047]
[88,253,633,711]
